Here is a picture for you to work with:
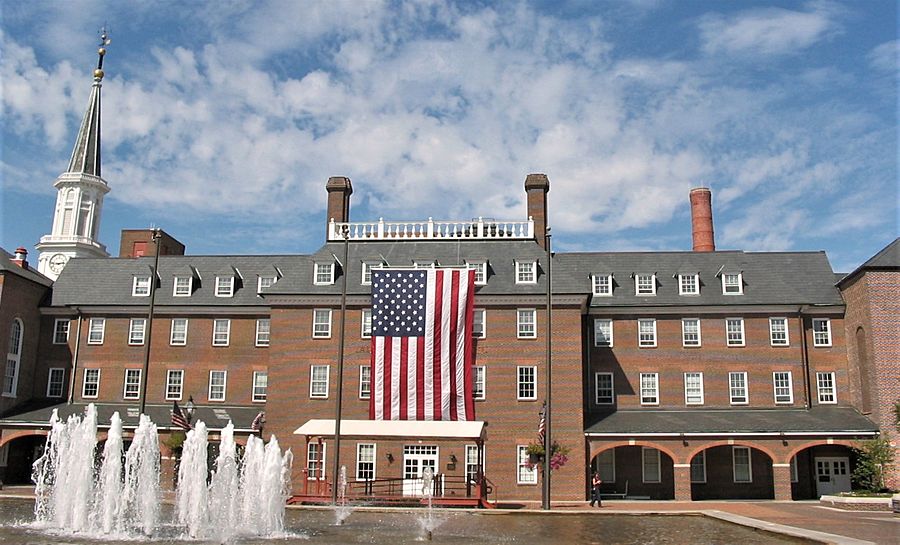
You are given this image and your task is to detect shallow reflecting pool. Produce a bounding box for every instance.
[0,498,811,544]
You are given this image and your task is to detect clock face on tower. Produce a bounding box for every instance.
[48,253,69,274]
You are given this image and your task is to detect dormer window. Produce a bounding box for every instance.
[679,274,699,295]
[516,261,537,284]
[216,276,234,297]
[361,261,382,285]
[173,276,192,297]
[258,275,277,293]
[635,273,656,295]
[314,262,335,285]
[413,260,436,268]
[722,273,743,295]
[466,261,487,285]
[132,275,151,297]
[592,274,612,296]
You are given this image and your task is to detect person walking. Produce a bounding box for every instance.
[589,472,602,507]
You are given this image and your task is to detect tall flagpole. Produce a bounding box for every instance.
[331,227,350,504]
[542,227,552,510]
[138,228,161,417]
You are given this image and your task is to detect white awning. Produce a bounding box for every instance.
[294,419,486,440]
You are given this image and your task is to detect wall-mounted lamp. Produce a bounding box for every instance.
[449,454,458,464]
[385,453,394,463]
[185,395,195,424]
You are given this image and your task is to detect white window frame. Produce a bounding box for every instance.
[595,372,614,405]
[310,364,330,398]
[726,318,745,347]
[361,261,381,285]
[257,275,276,293]
[252,370,268,402]
[684,372,704,405]
[314,262,335,285]
[465,444,482,483]
[593,319,613,347]
[642,447,661,483]
[592,274,612,296]
[729,371,748,405]
[816,371,837,404]
[356,443,376,482]
[132,275,151,297]
[467,261,487,285]
[123,369,142,400]
[691,450,707,483]
[166,369,184,400]
[812,318,832,347]
[733,446,752,483]
[307,442,326,480]
[88,318,105,345]
[515,260,537,284]
[638,319,657,348]
[173,276,192,297]
[769,317,789,346]
[128,318,146,346]
[47,368,66,398]
[722,272,743,295]
[215,276,235,297]
[313,309,332,338]
[359,365,370,399]
[170,318,188,346]
[212,319,231,346]
[635,273,656,295]
[82,368,100,399]
[597,448,615,483]
[255,318,271,347]
[679,273,699,295]
[517,366,537,400]
[361,309,372,338]
[790,456,799,483]
[473,366,486,400]
[681,318,701,347]
[640,372,659,405]
[53,319,70,345]
[517,309,536,339]
[473,309,486,339]
[773,371,793,404]
[208,370,227,401]
[517,445,538,484]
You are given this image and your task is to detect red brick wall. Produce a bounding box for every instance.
[0,273,49,414]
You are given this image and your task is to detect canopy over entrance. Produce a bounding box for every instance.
[294,419,486,440]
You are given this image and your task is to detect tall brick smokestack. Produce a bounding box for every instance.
[525,173,550,249]
[326,176,353,238]
[690,187,715,252]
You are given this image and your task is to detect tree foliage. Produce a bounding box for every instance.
[852,436,895,492]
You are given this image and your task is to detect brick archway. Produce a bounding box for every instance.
[589,440,679,463]
[785,439,857,463]
[685,440,777,464]
[0,429,48,448]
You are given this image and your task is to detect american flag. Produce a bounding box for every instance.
[370,268,475,421]
[171,400,191,431]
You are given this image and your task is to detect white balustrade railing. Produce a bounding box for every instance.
[328,217,534,241]
[39,234,107,249]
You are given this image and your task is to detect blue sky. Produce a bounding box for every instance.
[2,0,896,272]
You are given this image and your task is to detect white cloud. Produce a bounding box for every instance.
[868,39,899,72]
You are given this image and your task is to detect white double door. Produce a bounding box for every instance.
[815,457,851,497]
[402,445,440,497]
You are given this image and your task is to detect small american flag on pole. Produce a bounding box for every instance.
[370,268,476,421]
[537,402,546,444]
[171,400,191,431]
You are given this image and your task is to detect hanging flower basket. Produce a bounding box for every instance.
[525,442,570,471]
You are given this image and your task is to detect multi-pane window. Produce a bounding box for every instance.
[726,318,745,346]
[592,274,612,296]
[173,276,192,296]
[722,273,742,294]
[132,275,151,296]
[769,317,789,346]
[812,319,832,347]
[361,261,381,285]
[123,369,141,399]
[166,370,184,400]
[472,309,486,338]
[816,372,836,404]
[597,449,615,482]
[465,445,481,483]
[4,320,21,396]
[359,365,371,399]
[170,318,188,346]
[473,366,486,400]
[594,319,613,347]
[314,262,334,285]
[215,276,234,297]
[684,372,704,405]
[517,445,538,484]
[517,366,537,400]
[679,274,699,295]
[208,370,227,401]
[773,371,793,404]
[252,371,268,402]
[691,451,707,483]
[256,319,271,346]
[729,372,748,404]
[213,319,230,346]
[638,319,657,347]
[682,318,701,347]
[307,442,326,480]
[129,318,146,345]
[53,319,70,344]
[733,446,752,482]
[635,273,656,295]
[257,275,276,292]
[516,261,536,284]
[467,261,487,285]
[642,447,661,483]
[517,309,536,339]
[640,372,659,405]
[310,365,330,398]
[356,443,376,481]
[82,368,100,398]
[88,318,105,344]
[361,309,372,338]
[595,372,614,404]
[47,368,66,398]
[790,456,799,482]
[313,309,332,338]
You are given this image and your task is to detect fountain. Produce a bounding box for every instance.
[334,464,352,525]
[420,466,436,541]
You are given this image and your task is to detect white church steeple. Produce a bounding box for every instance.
[37,29,112,280]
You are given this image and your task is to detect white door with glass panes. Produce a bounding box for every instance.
[815,457,851,496]
[402,445,440,497]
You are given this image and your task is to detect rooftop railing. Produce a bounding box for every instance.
[328,217,534,241]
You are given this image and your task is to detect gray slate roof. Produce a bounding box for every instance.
[0,247,52,287]
[838,237,899,287]
[584,406,878,435]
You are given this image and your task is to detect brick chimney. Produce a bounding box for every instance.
[326,176,353,238]
[690,187,715,252]
[11,247,28,269]
[525,173,550,249]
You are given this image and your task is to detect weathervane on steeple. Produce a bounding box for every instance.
[95,25,111,80]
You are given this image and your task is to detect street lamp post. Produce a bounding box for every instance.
[138,228,162,416]
[331,227,350,504]
[542,227,552,510]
